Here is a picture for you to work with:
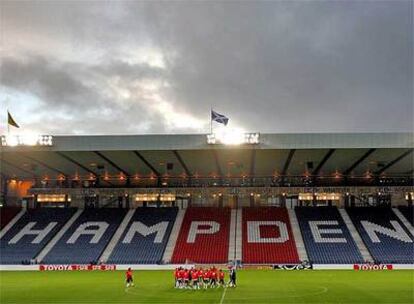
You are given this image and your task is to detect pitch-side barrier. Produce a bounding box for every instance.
[0,264,412,271]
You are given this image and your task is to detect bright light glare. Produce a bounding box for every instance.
[1,134,53,146]
[207,130,260,145]
[215,128,246,145]
[21,133,39,146]
[6,135,19,147]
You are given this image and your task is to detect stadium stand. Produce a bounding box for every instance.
[347,207,414,264]
[43,208,127,264]
[0,207,21,229]
[242,207,299,264]
[0,208,76,264]
[171,207,231,264]
[108,207,178,264]
[397,206,414,226]
[295,207,364,264]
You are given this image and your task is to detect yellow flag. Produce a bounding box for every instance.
[7,111,20,128]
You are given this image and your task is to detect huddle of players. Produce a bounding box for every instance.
[174,267,231,289]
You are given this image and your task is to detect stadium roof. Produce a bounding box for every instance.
[1,133,413,183]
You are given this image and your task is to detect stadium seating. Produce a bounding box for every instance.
[3,205,412,265]
[43,208,127,264]
[0,207,21,229]
[242,207,299,264]
[347,207,414,264]
[295,207,364,264]
[398,206,414,225]
[108,207,178,264]
[0,208,76,264]
[171,207,231,264]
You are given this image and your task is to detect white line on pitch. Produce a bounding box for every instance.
[219,286,228,304]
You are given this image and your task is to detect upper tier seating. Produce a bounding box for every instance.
[295,207,363,264]
[108,207,178,264]
[0,208,76,264]
[171,207,231,264]
[398,206,414,226]
[242,207,299,264]
[347,207,413,264]
[43,208,127,264]
[0,207,21,229]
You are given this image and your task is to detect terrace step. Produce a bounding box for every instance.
[392,208,414,236]
[99,208,136,263]
[228,209,237,261]
[35,209,83,262]
[338,209,373,262]
[234,208,243,262]
[162,208,186,263]
[0,208,26,239]
[288,209,308,261]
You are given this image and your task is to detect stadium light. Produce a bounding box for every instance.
[207,129,260,145]
[1,134,53,146]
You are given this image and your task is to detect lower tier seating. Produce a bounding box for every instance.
[171,207,231,264]
[398,206,414,226]
[0,207,21,229]
[0,208,76,264]
[43,208,127,264]
[295,207,363,264]
[2,206,412,265]
[242,207,299,264]
[347,207,413,264]
[108,207,178,264]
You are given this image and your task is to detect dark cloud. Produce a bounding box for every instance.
[0,1,412,134]
[0,56,170,134]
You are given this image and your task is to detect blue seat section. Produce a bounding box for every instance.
[0,208,76,264]
[108,207,178,264]
[43,208,127,264]
[347,207,414,264]
[398,206,414,225]
[295,207,363,264]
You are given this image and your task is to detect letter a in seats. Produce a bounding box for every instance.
[67,222,109,244]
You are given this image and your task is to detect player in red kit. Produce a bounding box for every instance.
[192,268,199,289]
[218,269,225,287]
[183,268,190,289]
[178,267,185,289]
[210,268,218,288]
[125,267,134,287]
[203,268,211,289]
[174,268,179,288]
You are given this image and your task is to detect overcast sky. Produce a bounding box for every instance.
[0,1,412,135]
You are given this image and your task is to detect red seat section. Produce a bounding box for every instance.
[171,207,231,264]
[242,207,299,264]
[0,207,21,229]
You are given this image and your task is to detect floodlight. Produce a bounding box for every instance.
[6,135,19,147]
[206,130,260,145]
[1,134,53,146]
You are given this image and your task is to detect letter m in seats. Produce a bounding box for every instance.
[122,222,169,243]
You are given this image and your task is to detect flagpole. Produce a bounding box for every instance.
[7,110,10,135]
[210,106,212,134]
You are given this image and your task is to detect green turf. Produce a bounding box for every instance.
[0,270,413,303]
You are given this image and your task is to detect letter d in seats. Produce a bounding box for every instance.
[247,221,289,243]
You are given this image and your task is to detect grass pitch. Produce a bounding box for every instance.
[0,270,413,303]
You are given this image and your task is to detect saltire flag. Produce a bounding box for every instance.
[211,110,229,126]
[7,111,20,128]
